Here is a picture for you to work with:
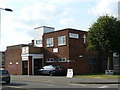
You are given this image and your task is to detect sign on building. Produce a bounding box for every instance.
[69,33,79,39]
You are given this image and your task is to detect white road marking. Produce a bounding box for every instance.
[5,86,34,90]
[5,86,22,88]
[98,86,109,88]
[70,84,86,86]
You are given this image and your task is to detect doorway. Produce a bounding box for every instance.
[88,58,97,73]
[34,59,42,75]
[22,61,28,75]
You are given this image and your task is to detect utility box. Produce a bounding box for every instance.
[105,70,114,75]
[113,52,120,75]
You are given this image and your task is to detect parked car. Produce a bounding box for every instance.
[0,68,10,84]
[38,65,67,76]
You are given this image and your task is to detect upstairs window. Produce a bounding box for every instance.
[22,47,29,54]
[58,36,66,46]
[69,33,79,39]
[36,40,42,44]
[46,38,54,47]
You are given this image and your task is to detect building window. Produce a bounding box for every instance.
[46,58,55,63]
[88,58,97,64]
[58,58,67,62]
[69,33,79,39]
[58,36,66,46]
[22,47,29,54]
[36,40,42,44]
[46,38,54,47]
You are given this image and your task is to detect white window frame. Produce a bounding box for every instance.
[46,38,54,47]
[69,33,79,39]
[46,58,55,63]
[58,58,67,62]
[22,47,29,54]
[36,40,42,44]
[58,36,66,46]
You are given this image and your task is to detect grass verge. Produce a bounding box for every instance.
[74,74,120,79]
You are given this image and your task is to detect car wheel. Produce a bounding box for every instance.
[6,80,10,84]
[49,72,53,76]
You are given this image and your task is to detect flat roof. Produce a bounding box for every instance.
[34,26,54,30]
[7,44,29,49]
[43,28,87,35]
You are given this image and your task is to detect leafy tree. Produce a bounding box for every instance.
[87,15,120,70]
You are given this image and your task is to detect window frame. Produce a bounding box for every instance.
[36,40,42,44]
[58,36,66,46]
[46,38,54,47]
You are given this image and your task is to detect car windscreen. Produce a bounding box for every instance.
[43,66,55,70]
[53,65,64,69]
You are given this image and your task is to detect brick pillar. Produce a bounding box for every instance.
[28,56,32,75]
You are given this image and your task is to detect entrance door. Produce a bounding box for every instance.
[22,61,28,75]
[88,58,97,73]
[34,59,42,75]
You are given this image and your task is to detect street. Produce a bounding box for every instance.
[1,77,119,89]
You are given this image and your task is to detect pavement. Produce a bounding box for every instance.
[11,75,120,84]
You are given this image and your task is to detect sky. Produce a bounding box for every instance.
[0,0,119,51]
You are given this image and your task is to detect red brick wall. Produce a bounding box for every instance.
[28,56,32,75]
[43,30,70,64]
[5,47,22,75]
[43,29,99,74]
[68,30,98,74]
[29,46,43,54]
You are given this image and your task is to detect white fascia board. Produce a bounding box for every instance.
[21,54,43,61]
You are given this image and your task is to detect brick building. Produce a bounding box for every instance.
[5,26,99,75]
[0,51,5,68]
[43,28,98,74]
[5,44,43,75]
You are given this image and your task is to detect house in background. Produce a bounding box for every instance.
[0,51,5,68]
[5,26,100,75]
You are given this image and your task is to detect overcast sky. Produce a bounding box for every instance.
[0,0,119,51]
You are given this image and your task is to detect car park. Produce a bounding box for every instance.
[38,65,67,76]
[0,68,11,84]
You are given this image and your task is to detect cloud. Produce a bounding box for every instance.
[1,0,73,50]
[1,0,119,51]
[49,0,98,4]
[1,14,33,50]
[60,18,75,26]
[88,0,119,17]
[19,1,63,22]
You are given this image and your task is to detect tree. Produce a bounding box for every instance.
[87,15,120,71]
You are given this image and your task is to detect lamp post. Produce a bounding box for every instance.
[0,8,13,50]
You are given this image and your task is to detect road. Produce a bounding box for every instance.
[1,79,119,89]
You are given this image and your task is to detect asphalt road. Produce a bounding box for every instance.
[1,79,119,89]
